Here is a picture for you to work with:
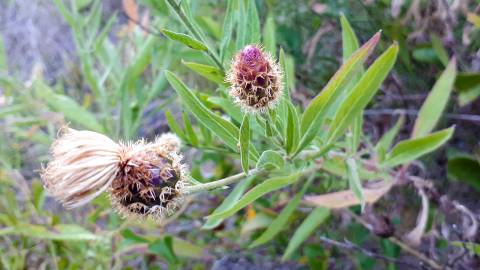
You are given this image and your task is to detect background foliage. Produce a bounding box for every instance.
[1,0,480,269]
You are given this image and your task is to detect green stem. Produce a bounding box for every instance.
[165,0,224,71]
[184,169,260,194]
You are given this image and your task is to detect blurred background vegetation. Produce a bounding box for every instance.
[0,0,479,269]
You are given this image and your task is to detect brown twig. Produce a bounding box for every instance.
[346,209,445,270]
[318,236,423,269]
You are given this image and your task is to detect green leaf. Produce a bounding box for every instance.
[430,33,449,66]
[256,150,285,170]
[467,12,480,28]
[298,32,381,153]
[207,96,243,123]
[375,114,405,160]
[182,111,198,146]
[35,81,105,133]
[250,177,313,248]
[327,43,399,144]
[383,127,454,167]
[447,155,480,192]
[341,15,363,153]
[1,224,101,241]
[161,28,208,51]
[340,14,360,61]
[166,71,249,157]
[148,236,178,265]
[240,114,250,174]
[220,0,237,62]
[245,0,260,44]
[346,158,364,210]
[203,176,256,230]
[263,14,276,55]
[208,172,301,220]
[412,59,456,138]
[182,60,225,84]
[286,101,300,154]
[165,110,186,140]
[282,207,330,260]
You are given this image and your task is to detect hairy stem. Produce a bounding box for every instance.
[165,0,224,71]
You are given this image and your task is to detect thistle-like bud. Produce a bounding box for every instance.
[227,45,282,112]
[41,128,187,221]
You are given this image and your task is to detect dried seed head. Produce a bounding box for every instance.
[155,132,181,153]
[41,128,188,221]
[110,138,188,221]
[42,128,123,208]
[227,44,282,112]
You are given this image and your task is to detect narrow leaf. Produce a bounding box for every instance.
[245,0,260,44]
[182,61,225,84]
[250,177,313,248]
[220,0,237,62]
[298,32,381,153]
[240,114,250,174]
[411,58,456,138]
[263,15,276,55]
[256,150,285,170]
[383,127,454,167]
[346,158,364,210]
[165,110,186,140]
[286,102,300,154]
[203,176,256,229]
[182,112,198,146]
[375,114,405,156]
[327,43,399,144]
[161,29,208,51]
[207,172,301,220]
[282,207,330,260]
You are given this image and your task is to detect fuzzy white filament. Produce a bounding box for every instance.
[42,128,123,208]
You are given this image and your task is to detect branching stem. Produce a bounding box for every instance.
[165,0,224,71]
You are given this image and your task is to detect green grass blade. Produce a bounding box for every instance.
[375,114,405,160]
[263,14,276,55]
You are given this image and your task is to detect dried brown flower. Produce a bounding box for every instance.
[227,44,282,112]
[41,128,188,221]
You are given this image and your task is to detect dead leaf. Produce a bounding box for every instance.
[304,181,393,209]
[404,188,428,246]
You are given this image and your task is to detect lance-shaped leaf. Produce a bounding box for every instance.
[346,158,365,210]
[240,114,250,174]
[182,61,225,84]
[298,32,381,153]
[383,127,454,167]
[249,177,313,248]
[411,58,456,138]
[161,29,208,51]
[327,43,399,144]
[207,172,302,220]
[282,207,330,260]
[166,71,258,161]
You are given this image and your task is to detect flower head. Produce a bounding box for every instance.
[41,128,188,221]
[227,45,282,112]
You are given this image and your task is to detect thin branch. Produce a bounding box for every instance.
[318,236,423,270]
[346,209,445,270]
[364,109,480,123]
[165,0,224,71]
